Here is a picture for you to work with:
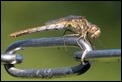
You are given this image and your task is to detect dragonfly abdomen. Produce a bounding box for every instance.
[10,23,65,37]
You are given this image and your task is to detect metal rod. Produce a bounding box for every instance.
[1,54,23,64]
[3,37,91,78]
[2,37,121,78]
[74,49,121,60]
[5,37,79,52]
[4,62,90,78]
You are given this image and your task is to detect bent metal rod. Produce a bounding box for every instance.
[2,37,92,78]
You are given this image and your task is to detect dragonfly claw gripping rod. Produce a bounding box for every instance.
[1,37,92,78]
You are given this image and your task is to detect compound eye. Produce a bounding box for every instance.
[91,30,100,39]
[91,26,97,31]
[91,34,96,39]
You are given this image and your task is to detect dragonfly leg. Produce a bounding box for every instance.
[87,34,93,47]
[63,29,73,36]
[84,37,92,47]
[63,34,79,51]
[76,35,84,50]
[82,32,92,47]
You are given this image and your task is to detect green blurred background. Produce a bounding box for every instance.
[1,1,121,81]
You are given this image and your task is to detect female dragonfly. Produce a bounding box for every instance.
[10,15,101,64]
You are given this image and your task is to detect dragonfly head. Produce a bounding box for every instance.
[88,24,101,39]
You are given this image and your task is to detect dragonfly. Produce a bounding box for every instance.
[10,15,101,64]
